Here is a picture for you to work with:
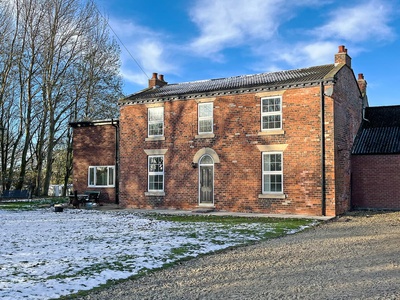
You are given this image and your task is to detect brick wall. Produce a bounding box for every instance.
[352,155,400,210]
[72,123,117,203]
[119,67,362,216]
[332,67,363,215]
[120,85,339,216]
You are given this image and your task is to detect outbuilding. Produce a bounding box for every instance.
[351,106,400,210]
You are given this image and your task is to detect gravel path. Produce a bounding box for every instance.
[78,211,400,300]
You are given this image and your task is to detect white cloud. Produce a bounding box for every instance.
[108,19,178,86]
[252,0,397,73]
[108,17,156,39]
[279,42,338,66]
[136,40,174,73]
[312,0,395,42]
[188,0,334,59]
[251,41,338,74]
[189,0,287,58]
[106,0,397,91]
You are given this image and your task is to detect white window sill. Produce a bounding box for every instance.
[145,136,165,141]
[195,133,215,139]
[88,186,115,188]
[258,130,285,136]
[145,192,165,196]
[258,193,286,199]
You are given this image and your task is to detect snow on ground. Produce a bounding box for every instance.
[0,208,312,300]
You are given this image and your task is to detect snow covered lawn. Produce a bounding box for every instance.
[0,208,315,300]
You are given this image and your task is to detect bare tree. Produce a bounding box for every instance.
[76,8,122,120]
[0,1,20,191]
[15,0,44,190]
[0,0,122,196]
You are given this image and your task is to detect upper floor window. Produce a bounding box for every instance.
[88,166,115,187]
[148,107,164,137]
[148,155,164,192]
[198,103,213,134]
[261,96,282,130]
[262,152,283,194]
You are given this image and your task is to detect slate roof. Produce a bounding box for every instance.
[121,64,337,104]
[352,106,400,154]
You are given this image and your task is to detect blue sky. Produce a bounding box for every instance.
[96,0,400,107]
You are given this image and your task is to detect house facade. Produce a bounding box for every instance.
[351,106,400,210]
[116,46,365,216]
[70,120,119,203]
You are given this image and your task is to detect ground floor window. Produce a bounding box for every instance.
[88,166,115,187]
[262,152,283,193]
[148,155,164,192]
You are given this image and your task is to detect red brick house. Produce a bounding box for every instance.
[351,106,400,210]
[70,120,119,203]
[114,45,366,216]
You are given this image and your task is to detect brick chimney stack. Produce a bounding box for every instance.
[357,73,367,97]
[335,45,351,68]
[148,72,168,88]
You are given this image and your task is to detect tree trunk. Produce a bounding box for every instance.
[34,98,47,196]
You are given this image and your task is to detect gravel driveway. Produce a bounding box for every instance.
[78,211,400,300]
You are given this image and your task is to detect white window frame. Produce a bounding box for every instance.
[88,166,115,187]
[261,96,282,131]
[148,107,164,137]
[148,155,164,192]
[262,152,283,194]
[198,102,213,134]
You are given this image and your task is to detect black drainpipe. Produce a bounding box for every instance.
[320,82,326,216]
[112,119,119,204]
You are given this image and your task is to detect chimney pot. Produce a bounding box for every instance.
[357,73,367,98]
[335,45,351,67]
[148,72,167,88]
[338,45,347,53]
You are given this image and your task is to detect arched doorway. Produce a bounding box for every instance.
[199,155,214,206]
